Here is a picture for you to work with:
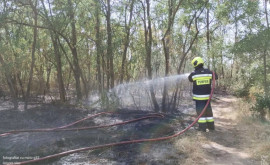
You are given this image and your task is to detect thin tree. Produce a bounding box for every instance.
[105,0,114,89]
[177,9,203,73]
[120,0,135,84]
[0,54,18,109]
[171,6,205,111]
[263,0,269,96]
[141,0,159,111]
[161,0,183,111]
[206,0,211,69]
[41,0,66,102]
[24,0,38,110]
[95,0,103,93]
[67,0,83,100]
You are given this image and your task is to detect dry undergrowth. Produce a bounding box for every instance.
[236,99,270,163]
[174,97,270,165]
[174,131,208,165]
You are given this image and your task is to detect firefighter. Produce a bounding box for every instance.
[188,57,218,132]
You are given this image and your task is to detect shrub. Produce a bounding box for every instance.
[252,94,270,119]
[234,87,250,98]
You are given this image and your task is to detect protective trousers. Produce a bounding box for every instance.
[195,100,215,131]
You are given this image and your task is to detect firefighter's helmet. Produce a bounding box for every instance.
[191,57,204,68]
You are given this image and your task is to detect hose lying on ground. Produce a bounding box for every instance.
[6,72,215,165]
[0,112,164,136]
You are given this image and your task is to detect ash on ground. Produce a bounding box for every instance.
[0,101,196,165]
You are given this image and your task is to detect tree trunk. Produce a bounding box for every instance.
[144,0,159,111]
[221,50,224,78]
[120,0,135,84]
[4,21,22,103]
[264,0,269,96]
[41,0,66,102]
[68,0,82,101]
[231,7,238,79]
[206,1,210,69]
[106,0,114,89]
[0,54,18,109]
[161,0,183,111]
[17,72,25,99]
[80,70,89,98]
[102,53,106,90]
[220,28,225,79]
[44,65,51,97]
[173,7,204,110]
[66,68,72,91]
[265,0,269,28]
[51,34,66,102]
[263,50,268,95]
[178,31,199,73]
[95,0,102,93]
[95,0,103,94]
[177,8,202,73]
[24,0,38,110]
[161,1,173,112]
[106,58,110,89]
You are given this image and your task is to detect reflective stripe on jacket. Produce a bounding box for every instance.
[188,67,218,101]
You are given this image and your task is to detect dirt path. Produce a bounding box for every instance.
[200,95,261,165]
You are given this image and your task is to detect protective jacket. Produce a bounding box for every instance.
[188,66,218,100]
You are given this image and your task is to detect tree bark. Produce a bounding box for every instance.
[68,0,82,101]
[24,0,38,110]
[231,7,238,79]
[161,0,173,111]
[106,0,114,88]
[143,0,159,111]
[265,0,269,28]
[95,0,102,93]
[264,0,269,96]
[221,49,224,78]
[3,15,22,103]
[44,65,51,97]
[161,0,183,111]
[263,50,268,95]
[120,0,135,84]
[172,7,205,110]
[206,1,210,69]
[177,9,202,73]
[102,52,106,90]
[0,54,18,109]
[51,34,66,102]
[17,73,25,99]
[41,0,66,102]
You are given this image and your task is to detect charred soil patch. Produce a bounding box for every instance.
[0,104,190,165]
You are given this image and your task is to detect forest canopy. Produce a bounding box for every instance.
[0,0,269,112]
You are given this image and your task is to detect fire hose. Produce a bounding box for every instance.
[4,72,215,165]
[0,112,164,136]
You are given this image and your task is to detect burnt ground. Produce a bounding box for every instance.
[0,102,195,165]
